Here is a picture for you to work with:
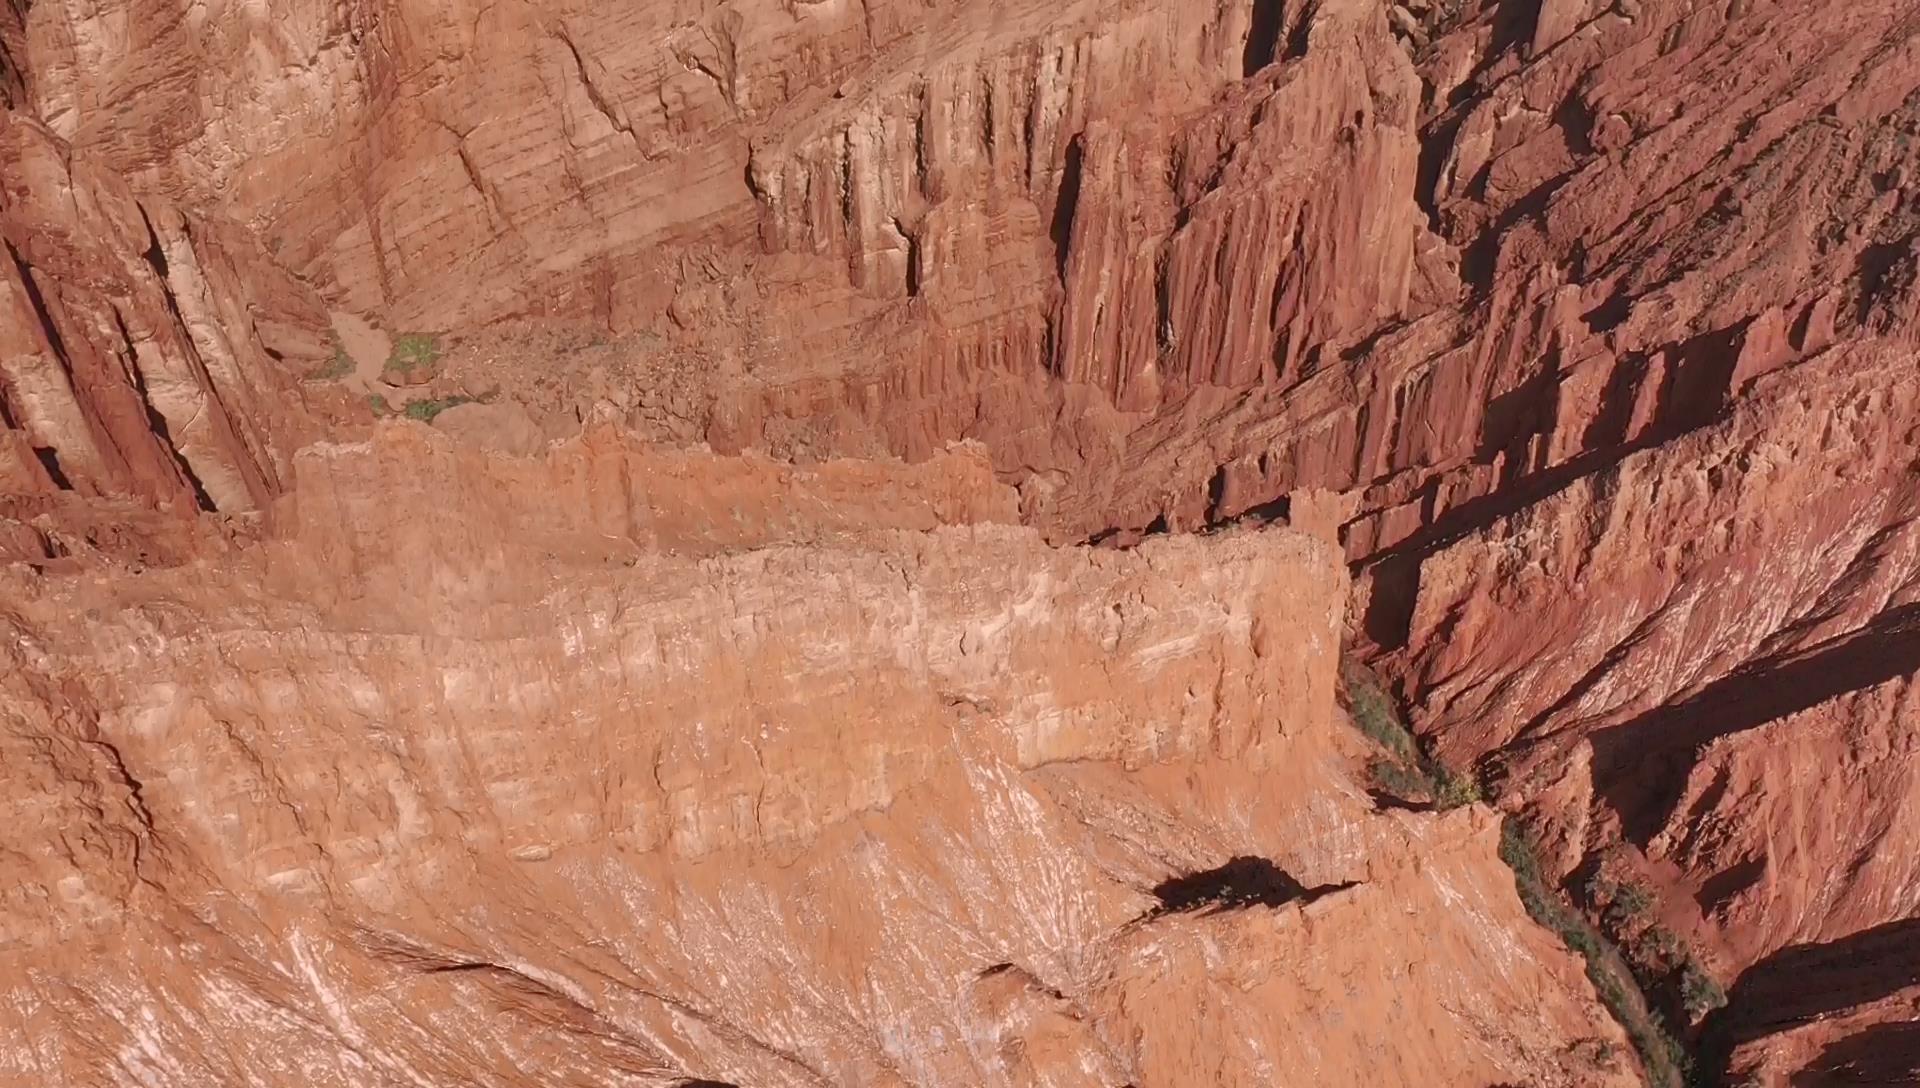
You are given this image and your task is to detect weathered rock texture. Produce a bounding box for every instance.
[7,0,1920,1077]
[1,431,1635,1087]
[0,103,326,513]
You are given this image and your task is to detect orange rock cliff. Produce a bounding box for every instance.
[1,0,1916,1084]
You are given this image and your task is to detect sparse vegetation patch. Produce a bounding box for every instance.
[307,333,354,381]
[402,395,476,422]
[1341,659,1480,810]
[1338,654,1704,1085]
[384,332,443,376]
[1681,959,1728,1020]
[1502,820,1697,1087]
[1586,868,1728,1032]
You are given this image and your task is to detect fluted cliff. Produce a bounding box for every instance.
[4,0,1920,1080]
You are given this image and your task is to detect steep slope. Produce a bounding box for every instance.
[0,111,326,514]
[4,0,1920,1079]
[12,0,1427,468]
[0,430,1635,1087]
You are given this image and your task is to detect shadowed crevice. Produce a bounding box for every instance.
[1694,855,1764,915]
[1791,1020,1920,1086]
[1050,135,1085,283]
[32,446,72,490]
[1243,0,1286,75]
[1698,919,1920,1080]
[1591,602,1920,846]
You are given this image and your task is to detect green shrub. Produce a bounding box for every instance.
[367,394,392,415]
[385,332,442,375]
[1432,767,1482,809]
[1630,925,1685,972]
[1368,757,1430,799]
[308,334,354,381]
[402,395,475,422]
[1680,958,1727,1020]
[1345,664,1418,758]
[1343,658,1482,808]
[1497,819,1696,1088]
[1499,820,1546,884]
[1608,879,1655,923]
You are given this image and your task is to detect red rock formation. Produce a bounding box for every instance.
[19,0,1432,467]
[0,93,326,516]
[0,430,1637,1086]
[5,0,1920,1078]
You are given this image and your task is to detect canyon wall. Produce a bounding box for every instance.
[3,0,1920,1079]
[0,430,1636,1087]
[0,0,331,516]
[16,0,1430,469]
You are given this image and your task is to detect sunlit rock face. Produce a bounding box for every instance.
[7,0,1920,1079]
[0,431,1632,1087]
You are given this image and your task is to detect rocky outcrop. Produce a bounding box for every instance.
[1351,0,1920,1066]
[0,106,325,515]
[1706,918,1920,1085]
[19,0,1430,466]
[8,0,1920,1077]
[1382,333,1920,1048]
[20,0,1920,532]
[0,431,1635,1087]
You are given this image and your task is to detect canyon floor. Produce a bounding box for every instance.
[4,0,1919,1084]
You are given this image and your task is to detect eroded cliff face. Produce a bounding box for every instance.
[0,110,325,513]
[10,0,1431,471]
[5,0,1920,1079]
[1,430,1636,1087]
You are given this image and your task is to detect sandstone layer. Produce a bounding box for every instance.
[3,0,1920,1078]
[1,430,1635,1087]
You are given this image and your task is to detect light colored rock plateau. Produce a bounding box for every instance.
[3,430,1633,1086]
